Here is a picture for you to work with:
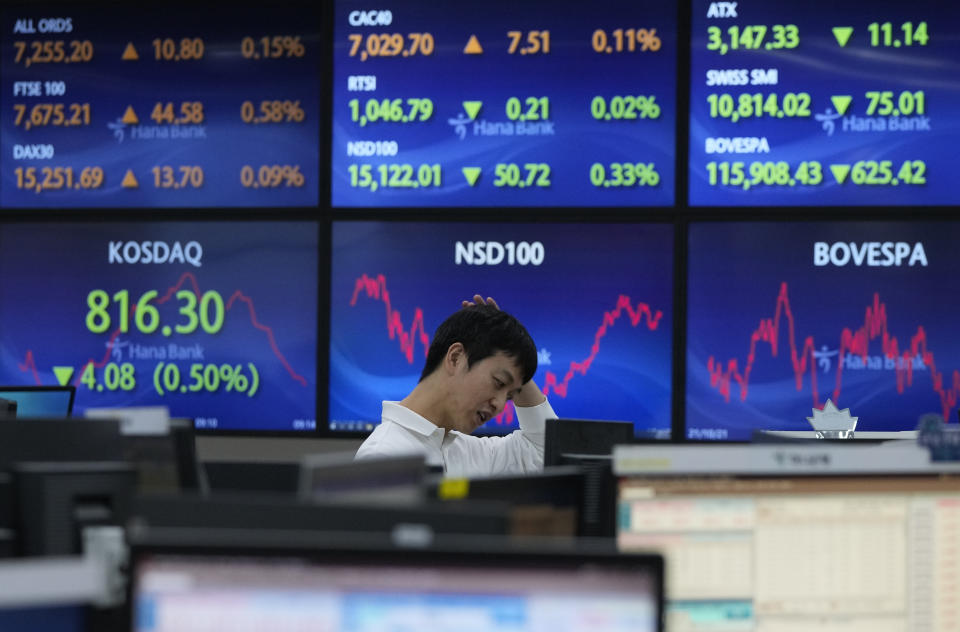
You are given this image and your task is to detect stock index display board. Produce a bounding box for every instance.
[0,222,319,431]
[330,221,673,437]
[1,5,320,208]
[686,222,960,440]
[689,0,960,206]
[331,1,676,207]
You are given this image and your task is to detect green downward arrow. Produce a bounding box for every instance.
[462,101,483,121]
[831,96,852,116]
[53,366,74,386]
[832,27,853,47]
[830,164,851,184]
[462,167,482,186]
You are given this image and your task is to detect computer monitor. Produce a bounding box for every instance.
[429,466,587,538]
[11,462,137,557]
[0,387,74,419]
[129,493,512,544]
[121,418,203,494]
[0,418,123,467]
[129,541,664,632]
[544,418,636,466]
[615,443,960,631]
[203,461,301,495]
[300,453,427,504]
[0,419,124,556]
[0,556,108,632]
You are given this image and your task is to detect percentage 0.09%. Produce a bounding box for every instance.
[240,165,305,188]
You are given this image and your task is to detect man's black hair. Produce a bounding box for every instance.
[419,304,538,384]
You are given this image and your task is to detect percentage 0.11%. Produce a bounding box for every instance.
[153,362,260,398]
[241,35,305,59]
[592,28,661,53]
[240,100,305,124]
[240,165,305,188]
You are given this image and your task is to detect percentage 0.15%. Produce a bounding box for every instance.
[240,165,305,188]
[241,35,305,59]
[14,166,104,193]
[240,100,305,124]
[13,103,91,130]
[153,362,260,398]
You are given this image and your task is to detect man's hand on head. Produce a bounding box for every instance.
[461,294,545,407]
[462,294,499,310]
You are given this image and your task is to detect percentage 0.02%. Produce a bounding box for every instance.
[591,95,660,120]
[153,362,260,397]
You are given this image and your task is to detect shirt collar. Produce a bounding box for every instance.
[382,401,444,437]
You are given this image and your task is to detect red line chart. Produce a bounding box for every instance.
[350,273,430,364]
[351,274,664,426]
[707,281,960,420]
[17,350,41,385]
[19,272,306,387]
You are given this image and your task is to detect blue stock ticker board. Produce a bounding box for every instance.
[686,222,960,441]
[1,6,319,208]
[332,2,676,207]
[0,222,319,432]
[689,0,960,206]
[329,221,673,437]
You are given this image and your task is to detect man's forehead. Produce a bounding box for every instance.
[489,353,522,383]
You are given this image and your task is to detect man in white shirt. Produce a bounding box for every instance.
[355,296,556,477]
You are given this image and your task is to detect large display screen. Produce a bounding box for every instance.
[0,222,318,431]
[1,5,319,208]
[331,1,676,207]
[686,221,960,440]
[330,221,673,436]
[689,0,960,206]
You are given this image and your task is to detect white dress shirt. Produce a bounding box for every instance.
[355,399,557,478]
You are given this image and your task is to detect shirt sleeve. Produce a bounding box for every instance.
[456,398,557,477]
